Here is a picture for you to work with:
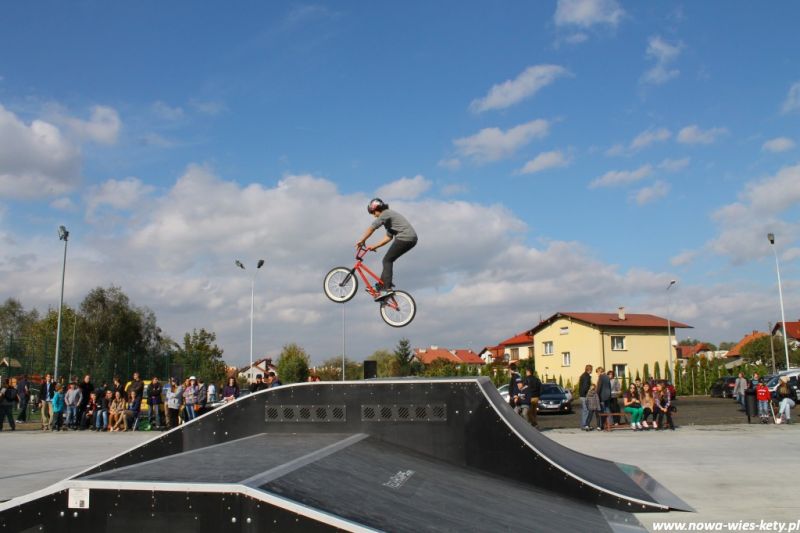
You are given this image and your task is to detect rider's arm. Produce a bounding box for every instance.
[369,234,393,250]
[356,226,376,248]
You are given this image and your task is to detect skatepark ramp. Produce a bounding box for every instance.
[0,377,690,532]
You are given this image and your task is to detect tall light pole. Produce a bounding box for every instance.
[666,279,676,381]
[54,226,69,382]
[767,233,791,371]
[235,259,265,374]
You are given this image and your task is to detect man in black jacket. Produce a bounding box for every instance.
[524,368,542,427]
[579,364,593,429]
[39,373,57,430]
[596,367,611,428]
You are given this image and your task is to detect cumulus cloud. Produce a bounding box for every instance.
[50,197,78,212]
[437,158,461,171]
[606,128,671,156]
[641,36,683,85]
[0,104,81,198]
[677,125,728,145]
[469,65,570,113]
[189,99,227,116]
[65,105,121,144]
[589,164,652,188]
[517,150,570,175]
[554,0,624,28]
[781,82,800,114]
[85,177,155,219]
[375,175,431,200]
[632,180,670,205]
[762,137,795,153]
[453,119,550,162]
[670,250,697,267]
[707,163,800,263]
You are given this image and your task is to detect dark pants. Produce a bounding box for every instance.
[0,404,15,430]
[609,398,621,424]
[167,407,179,428]
[17,397,28,421]
[380,238,417,288]
[656,408,674,429]
[150,403,162,427]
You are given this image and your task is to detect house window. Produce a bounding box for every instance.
[543,341,553,355]
[611,336,626,351]
[510,347,519,359]
[560,327,569,335]
[528,346,534,359]
[613,364,627,378]
[562,352,571,367]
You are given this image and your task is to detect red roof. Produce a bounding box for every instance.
[772,321,800,340]
[726,331,768,357]
[414,347,484,365]
[676,343,712,359]
[530,311,692,334]
[499,332,533,346]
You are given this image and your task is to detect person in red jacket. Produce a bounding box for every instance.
[755,382,771,423]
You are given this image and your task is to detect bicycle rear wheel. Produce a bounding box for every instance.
[379,290,416,327]
[324,267,358,303]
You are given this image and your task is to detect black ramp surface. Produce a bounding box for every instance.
[261,436,641,533]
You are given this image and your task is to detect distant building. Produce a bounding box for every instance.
[498,332,534,362]
[725,331,768,362]
[527,308,692,384]
[237,357,277,384]
[771,320,800,349]
[413,346,484,366]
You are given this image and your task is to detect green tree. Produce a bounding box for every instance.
[718,341,736,351]
[367,349,397,377]
[394,338,415,376]
[642,364,650,381]
[653,361,661,380]
[739,335,798,369]
[174,328,226,385]
[276,343,310,383]
[423,358,457,377]
[317,356,362,380]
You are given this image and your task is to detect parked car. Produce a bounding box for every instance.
[537,383,573,414]
[497,384,510,403]
[709,376,737,398]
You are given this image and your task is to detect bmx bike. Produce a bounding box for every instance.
[323,245,416,327]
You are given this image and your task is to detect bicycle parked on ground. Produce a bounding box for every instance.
[324,245,416,327]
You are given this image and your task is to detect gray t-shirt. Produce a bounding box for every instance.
[370,209,417,241]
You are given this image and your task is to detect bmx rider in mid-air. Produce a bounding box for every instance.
[356,198,418,300]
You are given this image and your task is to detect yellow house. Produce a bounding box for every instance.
[528,309,691,386]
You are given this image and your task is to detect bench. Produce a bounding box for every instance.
[600,409,677,431]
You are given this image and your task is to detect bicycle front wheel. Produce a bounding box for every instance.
[324,267,358,303]
[379,290,416,327]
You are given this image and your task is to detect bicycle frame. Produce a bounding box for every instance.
[344,246,400,309]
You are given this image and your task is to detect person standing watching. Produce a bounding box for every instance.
[596,367,611,429]
[578,365,593,430]
[524,368,542,427]
[15,374,29,423]
[40,373,56,430]
[148,376,164,429]
[0,378,17,431]
[733,372,747,411]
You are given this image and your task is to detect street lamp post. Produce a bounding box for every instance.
[767,233,791,371]
[666,280,676,381]
[54,226,69,382]
[235,259,265,374]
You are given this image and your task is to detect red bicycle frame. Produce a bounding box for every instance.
[347,246,400,309]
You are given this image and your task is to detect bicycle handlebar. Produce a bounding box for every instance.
[356,244,374,260]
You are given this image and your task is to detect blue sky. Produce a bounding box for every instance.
[1,1,799,365]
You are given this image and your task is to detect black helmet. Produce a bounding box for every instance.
[367,198,387,214]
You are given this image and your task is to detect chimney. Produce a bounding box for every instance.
[618,307,626,320]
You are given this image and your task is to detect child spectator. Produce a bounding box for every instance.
[64,382,82,430]
[654,383,675,430]
[148,376,163,429]
[513,379,530,420]
[223,377,239,402]
[622,383,644,430]
[755,381,771,424]
[95,390,112,431]
[81,392,98,430]
[166,379,183,429]
[123,390,141,431]
[183,377,199,421]
[109,391,125,431]
[51,384,65,431]
[584,384,602,431]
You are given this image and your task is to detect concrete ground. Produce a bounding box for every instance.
[547,424,799,531]
[1,424,797,532]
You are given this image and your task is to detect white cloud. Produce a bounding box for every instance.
[707,163,800,263]
[437,158,461,171]
[762,137,795,153]
[152,101,184,120]
[440,183,468,196]
[517,150,570,175]
[554,0,624,28]
[469,65,570,113]
[642,36,683,85]
[188,99,226,116]
[0,104,81,199]
[375,175,431,200]
[632,180,670,205]
[589,164,652,188]
[139,132,177,148]
[659,157,690,172]
[781,82,800,114]
[65,105,121,144]
[670,250,697,267]
[85,177,155,219]
[50,197,78,211]
[630,128,671,150]
[677,125,728,145]
[562,32,589,45]
[453,119,550,162]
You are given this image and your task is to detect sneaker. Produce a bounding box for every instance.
[373,288,395,301]
[636,423,643,430]
[630,423,636,430]
[642,421,649,429]
[595,426,603,431]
